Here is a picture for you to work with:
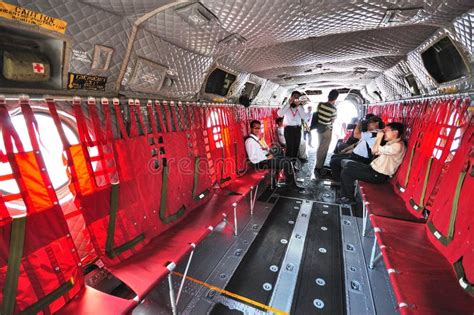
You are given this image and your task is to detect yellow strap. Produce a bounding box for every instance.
[173,272,288,315]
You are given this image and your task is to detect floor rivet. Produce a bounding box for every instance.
[280,239,288,244]
[263,283,273,291]
[319,248,327,254]
[315,278,326,286]
[313,299,325,309]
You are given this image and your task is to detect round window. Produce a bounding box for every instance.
[0,113,78,196]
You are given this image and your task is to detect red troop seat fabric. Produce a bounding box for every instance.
[370,215,474,315]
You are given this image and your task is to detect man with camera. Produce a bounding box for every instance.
[277,91,306,161]
[330,115,384,181]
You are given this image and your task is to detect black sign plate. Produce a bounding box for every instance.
[67,72,107,90]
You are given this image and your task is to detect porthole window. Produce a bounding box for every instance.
[0,112,78,203]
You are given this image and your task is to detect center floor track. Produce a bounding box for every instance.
[212,198,344,315]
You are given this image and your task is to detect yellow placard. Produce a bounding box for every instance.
[0,1,67,34]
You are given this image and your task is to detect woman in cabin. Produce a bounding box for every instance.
[339,122,406,203]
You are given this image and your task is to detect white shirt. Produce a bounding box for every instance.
[277,104,305,126]
[305,111,312,125]
[353,131,377,158]
[276,126,286,145]
[371,138,406,176]
[245,134,268,164]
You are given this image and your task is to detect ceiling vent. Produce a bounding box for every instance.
[175,2,217,27]
[381,7,423,25]
[218,33,246,49]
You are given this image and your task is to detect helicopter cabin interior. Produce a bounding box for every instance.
[0,1,473,314]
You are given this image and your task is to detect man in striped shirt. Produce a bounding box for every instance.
[314,89,339,175]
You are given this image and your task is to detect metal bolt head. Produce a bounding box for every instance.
[319,248,327,254]
[315,278,326,286]
[280,239,288,244]
[313,299,325,309]
[321,226,328,231]
[270,265,278,272]
[263,283,272,291]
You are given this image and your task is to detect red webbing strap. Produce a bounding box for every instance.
[170,101,181,131]
[88,98,113,186]
[113,99,129,140]
[0,192,9,220]
[154,101,166,134]
[146,100,163,162]
[177,102,186,131]
[163,101,173,132]
[134,99,149,137]
[146,101,159,135]
[102,98,114,141]
[128,99,138,138]
[19,100,60,209]
[72,99,94,147]
[186,103,196,131]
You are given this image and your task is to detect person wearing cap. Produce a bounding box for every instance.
[314,89,339,176]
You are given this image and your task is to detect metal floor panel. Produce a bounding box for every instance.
[210,198,302,311]
[356,217,399,315]
[131,199,274,315]
[291,202,344,315]
[341,214,375,315]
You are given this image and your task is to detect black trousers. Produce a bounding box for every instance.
[284,126,301,159]
[330,153,371,180]
[340,160,389,198]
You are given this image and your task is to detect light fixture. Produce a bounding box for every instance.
[218,33,246,49]
[381,7,423,25]
[175,2,217,27]
[354,67,368,75]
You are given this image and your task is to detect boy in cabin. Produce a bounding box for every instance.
[330,115,384,181]
[275,117,286,148]
[339,122,406,203]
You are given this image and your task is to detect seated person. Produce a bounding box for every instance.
[275,117,286,147]
[339,122,406,202]
[246,120,297,187]
[334,114,376,153]
[330,115,384,180]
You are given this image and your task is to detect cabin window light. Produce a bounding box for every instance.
[0,112,78,205]
[207,111,223,149]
